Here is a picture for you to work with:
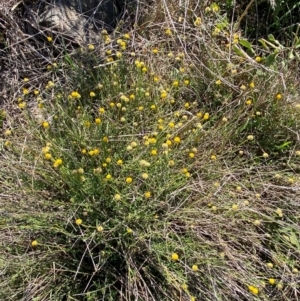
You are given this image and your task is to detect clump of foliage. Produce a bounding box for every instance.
[0,1,299,301]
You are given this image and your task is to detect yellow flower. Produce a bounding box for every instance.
[127,228,133,234]
[232,204,238,210]
[174,136,181,144]
[240,84,246,90]
[117,159,123,165]
[95,118,101,124]
[31,240,38,247]
[53,158,63,168]
[165,28,172,36]
[181,284,188,291]
[77,168,84,174]
[269,278,276,285]
[141,173,149,179]
[151,149,157,156]
[106,174,112,180]
[253,220,261,226]
[192,264,198,271]
[262,152,269,158]
[168,160,175,166]
[215,79,222,85]
[211,155,217,160]
[255,56,262,63]
[161,91,168,99]
[189,153,195,158]
[211,3,220,12]
[222,117,228,122]
[97,225,104,232]
[4,129,12,136]
[203,113,210,120]
[184,79,190,85]
[275,208,283,217]
[90,91,96,97]
[44,153,52,160]
[114,194,121,201]
[246,99,252,106]
[247,135,254,141]
[42,121,49,129]
[23,88,29,95]
[88,44,95,51]
[144,191,151,198]
[4,140,11,147]
[171,253,179,261]
[71,91,81,99]
[126,177,133,184]
[42,146,50,154]
[47,81,55,88]
[194,17,201,27]
[152,48,159,54]
[75,218,82,225]
[47,36,52,42]
[276,93,282,100]
[173,80,179,87]
[123,33,130,40]
[249,82,255,88]
[248,285,259,295]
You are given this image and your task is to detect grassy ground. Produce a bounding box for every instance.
[0,1,300,300]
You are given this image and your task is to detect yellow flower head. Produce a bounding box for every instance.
[114,194,121,201]
[165,28,172,36]
[269,278,276,285]
[71,91,81,99]
[248,285,259,295]
[47,36,52,42]
[255,56,262,63]
[126,177,133,184]
[88,44,95,51]
[31,240,38,247]
[75,218,82,225]
[53,158,63,168]
[144,191,151,198]
[171,253,179,261]
[194,17,201,27]
[174,136,181,144]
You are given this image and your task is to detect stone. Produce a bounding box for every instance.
[37,0,134,44]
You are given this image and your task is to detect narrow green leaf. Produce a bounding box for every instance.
[232,45,245,57]
[258,39,269,50]
[239,39,252,50]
